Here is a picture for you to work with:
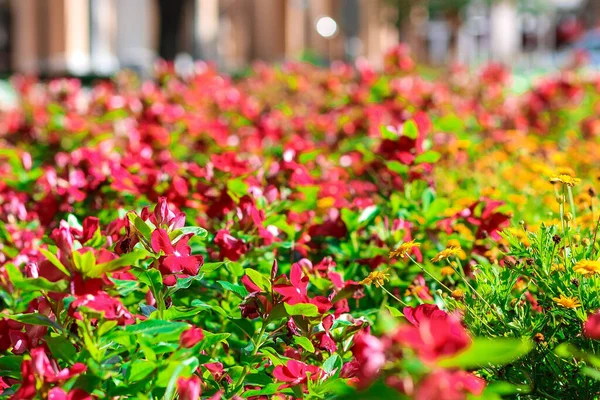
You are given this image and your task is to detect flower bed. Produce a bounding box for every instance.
[1,49,600,399]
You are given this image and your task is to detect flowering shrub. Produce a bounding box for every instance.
[0,48,600,398]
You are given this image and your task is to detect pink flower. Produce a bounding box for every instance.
[180,326,205,348]
[351,332,386,386]
[272,359,323,389]
[415,370,486,400]
[584,312,600,340]
[177,376,202,400]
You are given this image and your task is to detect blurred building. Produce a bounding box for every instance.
[0,0,398,76]
[0,0,596,76]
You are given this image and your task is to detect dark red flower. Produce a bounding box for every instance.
[180,326,205,348]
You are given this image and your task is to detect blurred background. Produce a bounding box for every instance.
[0,0,598,78]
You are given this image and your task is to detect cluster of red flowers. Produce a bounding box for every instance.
[0,45,594,399]
[351,304,484,399]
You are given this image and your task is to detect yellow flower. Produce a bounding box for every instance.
[550,174,580,187]
[451,289,465,301]
[317,197,336,208]
[553,294,581,309]
[551,264,565,273]
[389,240,420,259]
[360,269,390,287]
[440,266,455,276]
[431,245,463,262]
[573,260,600,276]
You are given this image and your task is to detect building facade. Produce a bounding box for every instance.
[2,0,398,76]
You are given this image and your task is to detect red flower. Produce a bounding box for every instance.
[180,326,205,348]
[151,228,204,285]
[584,312,600,340]
[403,304,448,327]
[315,314,337,353]
[351,332,386,386]
[47,388,93,400]
[69,291,134,325]
[177,376,202,400]
[213,229,248,261]
[151,197,185,231]
[394,309,470,362]
[415,370,486,400]
[272,359,323,389]
[274,263,309,304]
[13,348,87,399]
[273,263,332,313]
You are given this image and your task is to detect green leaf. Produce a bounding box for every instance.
[218,281,249,298]
[403,120,419,139]
[284,303,319,317]
[5,263,68,292]
[244,269,271,292]
[202,262,226,274]
[386,160,409,175]
[169,226,208,241]
[123,320,189,336]
[72,250,96,276]
[0,356,23,378]
[127,212,153,242]
[582,367,600,381]
[438,338,533,369]
[358,205,379,225]
[39,248,71,277]
[197,332,231,352]
[89,249,147,278]
[435,113,464,133]
[380,125,398,140]
[322,354,341,374]
[6,313,65,332]
[293,336,315,353]
[46,336,77,364]
[414,150,441,164]
[243,383,281,397]
[227,178,248,197]
[127,360,157,382]
[484,381,531,396]
[384,305,404,318]
[131,268,163,296]
[161,357,198,394]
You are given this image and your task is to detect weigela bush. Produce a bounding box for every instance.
[1,47,600,399]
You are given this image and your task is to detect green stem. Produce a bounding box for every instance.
[381,286,408,308]
[406,255,452,293]
[232,322,268,396]
[567,185,577,221]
